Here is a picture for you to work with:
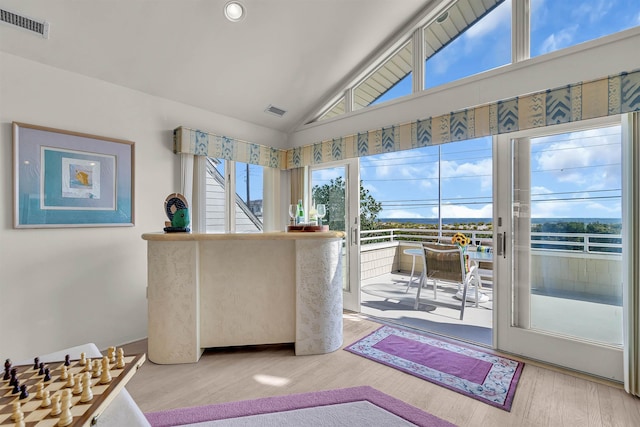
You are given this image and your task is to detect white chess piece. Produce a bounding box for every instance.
[65,370,75,388]
[79,352,86,366]
[41,389,52,407]
[35,382,44,399]
[80,372,93,402]
[50,394,62,416]
[108,346,116,363]
[116,348,125,369]
[13,408,25,427]
[92,359,101,378]
[84,357,92,373]
[100,357,112,384]
[60,365,69,380]
[11,401,21,421]
[58,389,73,427]
[73,373,83,395]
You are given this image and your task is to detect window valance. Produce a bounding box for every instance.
[173,127,287,169]
[174,69,639,170]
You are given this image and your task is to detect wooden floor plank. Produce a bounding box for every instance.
[123,315,640,426]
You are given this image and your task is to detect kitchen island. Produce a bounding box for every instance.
[141,231,344,364]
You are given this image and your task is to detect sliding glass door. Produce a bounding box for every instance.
[310,159,361,311]
[494,118,624,381]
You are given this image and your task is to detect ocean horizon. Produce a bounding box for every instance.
[378,217,622,225]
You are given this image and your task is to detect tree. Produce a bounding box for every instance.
[312,177,382,231]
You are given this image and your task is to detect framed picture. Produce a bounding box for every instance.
[13,122,135,228]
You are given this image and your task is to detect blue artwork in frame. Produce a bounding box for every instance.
[13,122,134,228]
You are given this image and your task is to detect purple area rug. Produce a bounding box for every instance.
[345,325,523,411]
[145,386,454,427]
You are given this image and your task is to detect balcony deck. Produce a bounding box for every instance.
[360,271,494,346]
[359,270,622,349]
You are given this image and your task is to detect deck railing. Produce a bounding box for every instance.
[360,228,622,254]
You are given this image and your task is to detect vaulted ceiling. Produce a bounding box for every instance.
[0,0,437,134]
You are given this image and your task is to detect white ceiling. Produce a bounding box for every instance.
[0,0,434,134]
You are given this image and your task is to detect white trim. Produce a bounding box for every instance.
[494,116,625,381]
[512,0,530,63]
[622,112,640,395]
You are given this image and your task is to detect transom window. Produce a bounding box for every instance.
[311,0,638,123]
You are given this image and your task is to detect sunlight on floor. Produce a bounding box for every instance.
[253,374,291,387]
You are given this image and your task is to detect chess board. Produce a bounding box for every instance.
[0,352,145,426]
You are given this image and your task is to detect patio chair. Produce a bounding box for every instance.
[414,243,483,320]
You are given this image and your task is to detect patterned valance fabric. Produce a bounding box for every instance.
[173,127,287,169]
[286,69,640,169]
[174,69,639,170]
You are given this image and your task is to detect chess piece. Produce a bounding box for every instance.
[38,362,45,375]
[4,358,11,370]
[12,378,20,394]
[41,390,51,407]
[80,372,93,403]
[36,382,44,399]
[92,359,101,378]
[64,354,71,366]
[11,402,21,421]
[33,357,40,370]
[19,384,29,399]
[3,366,10,381]
[116,348,125,369]
[50,394,62,416]
[14,411,25,427]
[79,352,86,366]
[100,357,112,384]
[73,374,83,395]
[9,368,18,386]
[44,367,51,382]
[65,370,75,388]
[60,365,69,380]
[58,389,73,427]
[84,358,92,373]
[108,346,116,363]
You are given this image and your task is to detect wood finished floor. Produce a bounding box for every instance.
[123,314,640,426]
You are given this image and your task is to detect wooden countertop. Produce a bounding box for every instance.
[142,231,345,241]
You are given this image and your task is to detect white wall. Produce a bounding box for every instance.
[289,27,640,146]
[0,52,287,360]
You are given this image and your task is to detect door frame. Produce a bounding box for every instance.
[493,116,624,381]
[309,158,361,312]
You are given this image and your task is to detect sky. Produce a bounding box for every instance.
[358,0,636,221]
[242,0,638,221]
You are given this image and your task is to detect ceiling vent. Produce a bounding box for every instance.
[0,8,50,38]
[265,105,287,117]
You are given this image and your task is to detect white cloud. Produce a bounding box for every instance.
[534,127,621,190]
[365,151,437,190]
[440,158,492,191]
[382,209,425,219]
[363,182,378,196]
[312,167,344,183]
[539,25,578,54]
[432,204,493,218]
[572,0,614,23]
[464,1,512,40]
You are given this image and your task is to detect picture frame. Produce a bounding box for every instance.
[12,122,135,228]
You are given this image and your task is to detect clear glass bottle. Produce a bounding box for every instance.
[296,199,305,225]
[309,199,318,225]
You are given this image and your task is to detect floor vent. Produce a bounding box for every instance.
[265,105,287,117]
[1,8,49,38]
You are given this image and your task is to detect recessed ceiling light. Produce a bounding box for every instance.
[224,1,245,22]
